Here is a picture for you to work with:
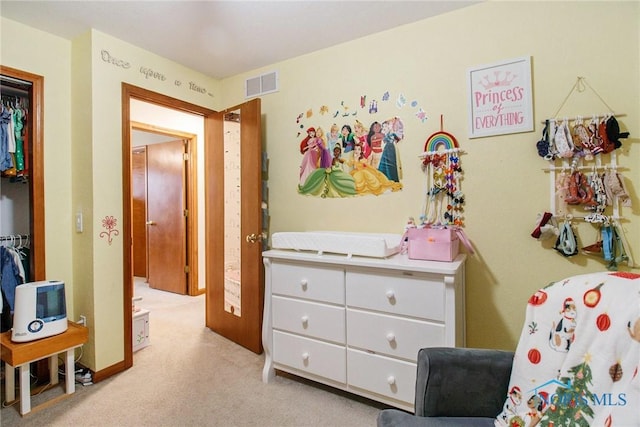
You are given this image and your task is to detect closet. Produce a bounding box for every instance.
[0,66,46,302]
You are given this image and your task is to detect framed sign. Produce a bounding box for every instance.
[467,56,533,138]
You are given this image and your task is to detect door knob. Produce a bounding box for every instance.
[245,233,264,243]
[146,220,156,225]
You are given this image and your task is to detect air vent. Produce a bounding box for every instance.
[245,71,279,98]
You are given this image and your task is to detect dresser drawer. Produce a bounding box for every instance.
[346,270,444,320]
[262,250,465,411]
[271,261,344,304]
[347,349,416,406]
[273,296,345,344]
[347,309,444,360]
[273,331,346,384]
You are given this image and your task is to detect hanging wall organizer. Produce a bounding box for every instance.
[535,77,634,269]
[419,115,465,227]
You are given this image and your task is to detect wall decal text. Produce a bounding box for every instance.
[139,66,166,81]
[101,50,131,69]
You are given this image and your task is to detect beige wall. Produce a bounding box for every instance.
[221,1,640,350]
[70,31,96,365]
[0,19,75,314]
[1,21,221,371]
[86,30,220,370]
[1,1,638,372]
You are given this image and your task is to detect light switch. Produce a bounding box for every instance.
[75,212,83,233]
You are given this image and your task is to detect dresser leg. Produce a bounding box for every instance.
[262,355,275,382]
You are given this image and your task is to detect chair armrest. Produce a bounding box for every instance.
[415,347,514,418]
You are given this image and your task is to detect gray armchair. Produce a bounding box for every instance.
[377,347,514,427]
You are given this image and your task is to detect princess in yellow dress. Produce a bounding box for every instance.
[349,143,402,195]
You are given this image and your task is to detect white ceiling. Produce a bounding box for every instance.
[1,0,478,79]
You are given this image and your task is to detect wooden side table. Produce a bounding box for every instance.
[1,321,89,415]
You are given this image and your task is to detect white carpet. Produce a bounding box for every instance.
[1,280,385,426]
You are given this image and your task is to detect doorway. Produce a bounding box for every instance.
[121,84,265,376]
[130,121,199,296]
[122,84,215,371]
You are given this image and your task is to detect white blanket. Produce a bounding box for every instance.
[496,271,640,427]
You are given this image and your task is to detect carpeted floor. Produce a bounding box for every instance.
[1,279,386,426]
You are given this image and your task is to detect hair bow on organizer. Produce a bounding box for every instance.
[536,121,552,159]
[554,218,578,257]
[531,212,559,240]
[605,116,629,149]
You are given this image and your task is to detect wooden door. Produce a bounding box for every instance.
[147,139,187,295]
[205,98,264,354]
[131,147,147,278]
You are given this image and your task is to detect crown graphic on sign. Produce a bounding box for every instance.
[479,71,517,90]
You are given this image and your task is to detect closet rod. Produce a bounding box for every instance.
[540,113,626,124]
[542,165,626,172]
[551,215,625,223]
[0,75,32,86]
[0,234,29,242]
[1,86,30,97]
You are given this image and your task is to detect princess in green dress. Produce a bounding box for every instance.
[349,143,402,196]
[298,145,357,198]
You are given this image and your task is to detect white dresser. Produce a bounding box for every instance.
[261,249,466,412]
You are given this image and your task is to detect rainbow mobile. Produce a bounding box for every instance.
[420,116,464,226]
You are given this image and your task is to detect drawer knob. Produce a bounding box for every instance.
[387,376,396,385]
[302,352,310,361]
[301,315,309,325]
[386,333,396,342]
[385,290,395,300]
[300,279,308,289]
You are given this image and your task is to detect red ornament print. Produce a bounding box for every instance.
[528,290,548,306]
[528,348,541,364]
[596,313,611,331]
[583,283,604,308]
[609,272,640,280]
[609,362,623,382]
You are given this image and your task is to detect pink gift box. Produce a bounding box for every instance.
[407,227,460,262]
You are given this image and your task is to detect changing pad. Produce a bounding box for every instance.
[271,231,402,258]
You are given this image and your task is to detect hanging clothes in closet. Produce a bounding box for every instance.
[1,84,29,182]
[0,236,29,312]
